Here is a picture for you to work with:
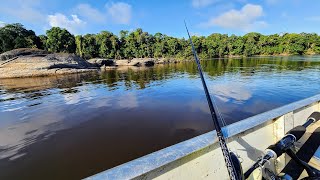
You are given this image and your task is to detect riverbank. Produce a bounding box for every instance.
[1,48,318,79]
[0,49,98,79]
[0,48,187,79]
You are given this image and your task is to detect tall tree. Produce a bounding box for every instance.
[38,35,48,50]
[46,27,76,53]
[243,32,261,56]
[96,31,119,59]
[81,34,98,59]
[2,23,320,58]
[75,35,83,57]
[0,23,42,53]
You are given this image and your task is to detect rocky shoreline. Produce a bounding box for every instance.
[0,48,184,79]
[2,48,313,79]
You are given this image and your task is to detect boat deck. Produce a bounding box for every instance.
[277,119,320,179]
[86,95,320,180]
[311,146,320,169]
[297,120,320,178]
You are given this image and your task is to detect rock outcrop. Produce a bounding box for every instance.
[115,58,155,67]
[0,52,97,79]
[87,58,115,67]
[0,48,48,61]
[0,48,183,79]
[45,53,94,69]
[155,58,179,64]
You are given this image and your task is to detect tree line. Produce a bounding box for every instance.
[1,23,320,59]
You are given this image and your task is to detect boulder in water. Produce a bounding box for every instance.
[88,58,114,67]
[114,58,155,67]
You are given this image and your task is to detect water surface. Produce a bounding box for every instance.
[0,56,319,179]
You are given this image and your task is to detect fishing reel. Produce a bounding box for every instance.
[244,112,320,180]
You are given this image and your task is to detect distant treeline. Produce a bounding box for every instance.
[1,23,320,59]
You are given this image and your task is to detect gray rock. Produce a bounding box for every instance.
[156,58,169,64]
[87,58,114,67]
[44,53,95,69]
[155,58,181,64]
[0,48,48,61]
[115,58,155,67]
[114,60,130,66]
[130,58,155,67]
[0,52,97,79]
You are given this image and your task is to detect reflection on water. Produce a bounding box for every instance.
[212,82,252,103]
[0,57,320,179]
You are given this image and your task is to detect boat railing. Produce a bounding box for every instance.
[86,94,320,180]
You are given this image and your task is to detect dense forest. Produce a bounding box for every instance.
[1,23,320,60]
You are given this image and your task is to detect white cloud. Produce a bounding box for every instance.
[305,16,320,22]
[47,2,133,34]
[106,2,132,25]
[75,4,107,23]
[192,0,220,8]
[201,4,267,31]
[14,7,46,23]
[48,13,86,34]
[0,1,46,25]
[74,2,133,25]
[0,1,133,34]
[0,21,5,27]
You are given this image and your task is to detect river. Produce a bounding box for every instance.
[0,56,319,179]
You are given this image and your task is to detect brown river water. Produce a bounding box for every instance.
[0,57,320,179]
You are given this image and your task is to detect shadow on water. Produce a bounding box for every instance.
[0,57,319,179]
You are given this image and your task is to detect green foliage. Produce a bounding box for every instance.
[2,23,320,58]
[96,31,119,59]
[81,34,98,59]
[243,32,261,56]
[0,23,42,53]
[46,27,76,53]
[75,35,83,57]
[38,35,47,50]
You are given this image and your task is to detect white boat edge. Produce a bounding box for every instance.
[85,94,320,180]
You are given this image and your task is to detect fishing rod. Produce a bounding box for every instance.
[184,21,243,180]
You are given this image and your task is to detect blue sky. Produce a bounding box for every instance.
[1,0,320,38]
